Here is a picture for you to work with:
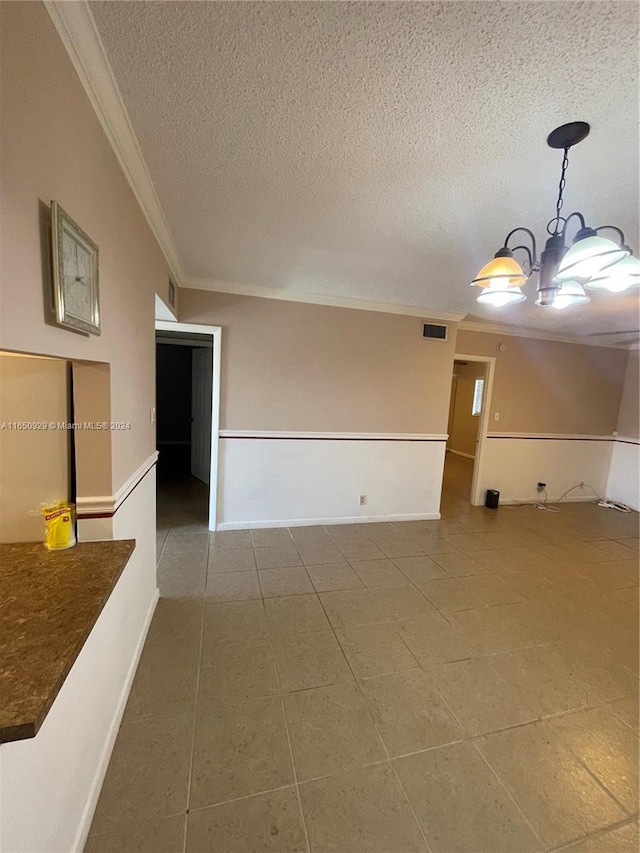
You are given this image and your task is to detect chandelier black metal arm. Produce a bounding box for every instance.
[502,227,538,266]
[509,244,536,276]
[594,224,629,249]
[559,211,586,238]
[560,214,630,252]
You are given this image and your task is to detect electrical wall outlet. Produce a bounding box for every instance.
[494,412,500,421]
[537,482,546,493]
[358,494,367,505]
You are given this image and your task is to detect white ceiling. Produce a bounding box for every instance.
[90,0,639,339]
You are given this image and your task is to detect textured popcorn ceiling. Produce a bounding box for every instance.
[91,1,639,337]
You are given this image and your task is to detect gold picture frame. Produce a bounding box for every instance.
[51,201,100,335]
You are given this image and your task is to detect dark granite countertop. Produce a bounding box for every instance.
[0,539,135,744]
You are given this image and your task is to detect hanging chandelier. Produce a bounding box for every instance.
[470,122,640,309]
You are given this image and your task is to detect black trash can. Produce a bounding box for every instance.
[485,489,500,509]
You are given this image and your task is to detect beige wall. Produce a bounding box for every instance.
[455,330,628,435]
[0,2,169,491]
[615,349,639,439]
[0,355,70,542]
[448,362,484,456]
[180,290,457,434]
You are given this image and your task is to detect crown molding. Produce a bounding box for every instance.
[182,277,466,322]
[44,1,184,283]
[458,320,633,349]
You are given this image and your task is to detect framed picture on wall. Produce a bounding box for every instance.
[50,201,101,335]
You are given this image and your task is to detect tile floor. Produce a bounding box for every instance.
[86,460,639,852]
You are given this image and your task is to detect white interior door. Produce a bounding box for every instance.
[191,347,212,484]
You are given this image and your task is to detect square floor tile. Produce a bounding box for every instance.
[533,542,614,563]
[306,562,364,592]
[264,593,331,636]
[296,542,345,565]
[377,538,426,558]
[89,715,192,835]
[163,532,210,555]
[476,721,626,848]
[393,555,450,582]
[339,540,387,562]
[123,600,202,722]
[429,657,544,736]
[395,613,475,667]
[186,787,306,853]
[208,548,256,573]
[255,545,302,570]
[206,571,261,602]
[429,551,489,577]
[462,575,526,606]
[560,822,639,853]
[190,696,293,807]
[299,763,428,853]
[394,741,540,853]
[209,530,252,549]
[123,640,198,723]
[362,669,465,756]
[284,682,386,780]
[86,814,186,853]
[251,528,293,547]
[351,558,413,589]
[319,588,391,627]
[259,567,314,598]
[549,705,639,813]
[323,587,436,628]
[198,638,279,711]
[415,536,462,556]
[289,526,332,543]
[609,696,640,732]
[272,629,352,692]
[443,533,489,551]
[157,551,207,598]
[203,600,269,646]
[449,601,561,655]
[336,622,418,679]
[416,577,483,612]
[472,547,548,572]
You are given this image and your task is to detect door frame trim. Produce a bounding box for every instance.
[453,353,496,506]
[155,320,222,530]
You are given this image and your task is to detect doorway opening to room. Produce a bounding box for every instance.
[155,320,221,533]
[442,354,495,509]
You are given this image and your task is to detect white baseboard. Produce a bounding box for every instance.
[72,587,159,853]
[217,512,442,530]
[447,449,476,460]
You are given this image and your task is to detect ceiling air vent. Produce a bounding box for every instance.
[422,323,448,341]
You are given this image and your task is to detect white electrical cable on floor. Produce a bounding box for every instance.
[597,500,632,513]
[506,481,633,513]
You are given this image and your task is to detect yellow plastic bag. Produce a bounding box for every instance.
[41,500,76,551]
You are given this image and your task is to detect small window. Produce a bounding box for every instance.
[472,378,485,416]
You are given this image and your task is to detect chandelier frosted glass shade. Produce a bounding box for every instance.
[555,235,630,282]
[476,285,526,306]
[469,255,527,289]
[585,254,640,291]
[549,281,590,309]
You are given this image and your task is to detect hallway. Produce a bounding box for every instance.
[440,451,475,513]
